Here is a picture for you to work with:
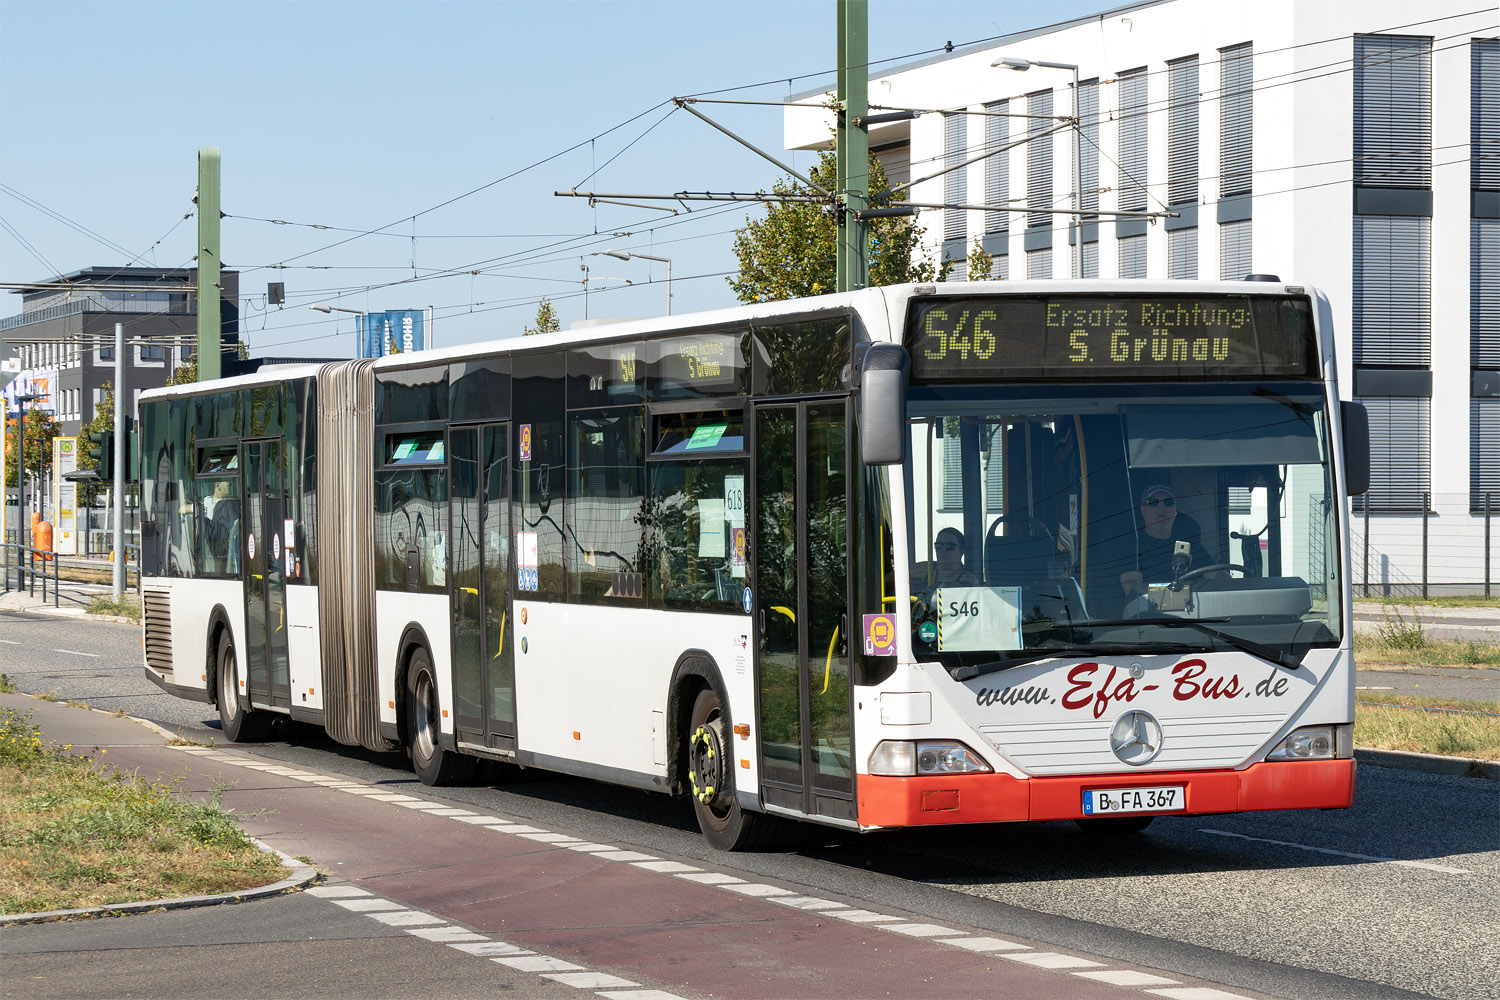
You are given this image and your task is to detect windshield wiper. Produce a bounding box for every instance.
[1082,617,1306,672]
[951,643,1199,682]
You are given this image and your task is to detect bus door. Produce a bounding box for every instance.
[753,400,854,822]
[450,423,516,752]
[242,438,291,709]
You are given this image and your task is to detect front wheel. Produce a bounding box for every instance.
[405,648,476,787]
[687,687,781,851]
[216,630,272,743]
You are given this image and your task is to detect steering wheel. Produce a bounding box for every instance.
[1178,563,1251,584]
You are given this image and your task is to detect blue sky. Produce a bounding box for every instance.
[1,0,1104,356]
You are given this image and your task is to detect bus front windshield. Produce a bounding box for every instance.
[903,383,1342,672]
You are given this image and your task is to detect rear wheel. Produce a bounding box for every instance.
[1075,815,1154,834]
[687,687,781,851]
[405,648,476,786]
[216,630,272,743]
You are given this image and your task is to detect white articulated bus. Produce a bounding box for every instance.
[140,280,1368,849]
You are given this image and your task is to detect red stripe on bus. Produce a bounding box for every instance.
[857,760,1356,828]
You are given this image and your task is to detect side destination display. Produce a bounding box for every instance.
[906,294,1317,381]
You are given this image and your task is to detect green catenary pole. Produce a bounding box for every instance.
[196,147,222,382]
[835,0,869,293]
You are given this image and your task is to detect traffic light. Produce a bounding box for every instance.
[87,429,113,482]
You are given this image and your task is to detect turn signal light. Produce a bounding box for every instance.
[869,739,993,776]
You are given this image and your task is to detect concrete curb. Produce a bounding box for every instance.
[0,842,318,926]
[1354,746,1499,780]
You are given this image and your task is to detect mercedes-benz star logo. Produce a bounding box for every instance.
[1110,710,1164,766]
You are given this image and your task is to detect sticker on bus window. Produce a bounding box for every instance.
[519,424,532,461]
[392,439,416,460]
[730,526,746,578]
[685,423,728,450]
[724,475,745,523]
[936,587,1021,651]
[517,531,538,568]
[697,499,725,557]
[427,440,444,462]
[863,614,896,656]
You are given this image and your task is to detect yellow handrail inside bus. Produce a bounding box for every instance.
[770,605,795,623]
[493,610,507,659]
[821,624,839,694]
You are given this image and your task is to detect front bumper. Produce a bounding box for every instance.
[857,759,1356,828]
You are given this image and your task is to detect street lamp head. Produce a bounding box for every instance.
[309,304,332,314]
[994,56,1033,71]
[602,249,632,262]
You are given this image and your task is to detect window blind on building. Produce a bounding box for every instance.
[992,253,1010,280]
[1354,35,1432,189]
[1118,68,1148,212]
[1028,247,1052,279]
[1168,228,1198,279]
[1079,80,1099,217]
[984,100,1009,236]
[1119,233,1147,278]
[1220,43,1253,198]
[1082,241,1099,278]
[1221,218,1252,279]
[1476,39,1499,189]
[945,113,967,243]
[1476,218,1500,366]
[1359,397,1431,513]
[1027,90,1053,231]
[1167,56,1200,206]
[1472,399,1500,513]
[1353,215,1431,365]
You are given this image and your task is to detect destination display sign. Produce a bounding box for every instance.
[906,294,1317,381]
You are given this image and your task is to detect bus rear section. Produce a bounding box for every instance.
[852,283,1362,831]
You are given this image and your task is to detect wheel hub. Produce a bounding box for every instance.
[688,723,724,806]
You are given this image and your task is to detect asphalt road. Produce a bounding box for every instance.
[2,609,1497,1000]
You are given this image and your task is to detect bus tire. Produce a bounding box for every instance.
[405,648,476,787]
[686,686,780,851]
[216,630,272,743]
[1074,815,1154,834]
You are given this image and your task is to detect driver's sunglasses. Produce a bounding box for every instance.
[1144,497,1176,508]
[933,542,960,551]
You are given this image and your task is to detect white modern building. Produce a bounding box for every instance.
[787,0,1498,593]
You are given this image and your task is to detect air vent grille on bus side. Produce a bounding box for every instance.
[143,590,173,674]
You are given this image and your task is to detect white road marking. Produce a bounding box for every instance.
[450,941,533,957]
[306,885,370,898]
[593,850,658,862]
[1003,952,1105,969]
[1356,686,1395,690]
[368,909,446,927]
[1147,988,1257,1000]
[1200,828,1471,873]
[1076,969,1182,986]
[938,936,1031,952]
[407,926,486,943]
[674,872,743,885]
[493,955,585,973]
[52,648,99,657]
[542,971,640,988]
[723,882,793,897]
[633,860,700,874]
[772,896,847,910]
[826,908,901,923]
[883,922,959,937]
[0,639,20,644]
[331,897,405,912]
[597,992,689,1000]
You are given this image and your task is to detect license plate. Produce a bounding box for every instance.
[1082,785,1184,815]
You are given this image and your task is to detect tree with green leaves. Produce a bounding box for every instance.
[523,298,561,336]
[967,236,997,282]
[728,148,944,304]
[4,405,60,490]
[74,383,117,505]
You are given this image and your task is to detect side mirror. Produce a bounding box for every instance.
[1341,400,1370,497]
[859,344,909,466]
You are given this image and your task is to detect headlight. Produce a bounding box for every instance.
[869,740,993,776]
[1267,724,1351,760]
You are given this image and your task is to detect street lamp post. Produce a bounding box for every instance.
[602,250,672,315]
[309,304,369,358]
[995,56,1083,280]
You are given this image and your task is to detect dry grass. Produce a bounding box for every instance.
[1355,694,1500,762]
[1353,634,1500,667]
[0,709,287,915]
